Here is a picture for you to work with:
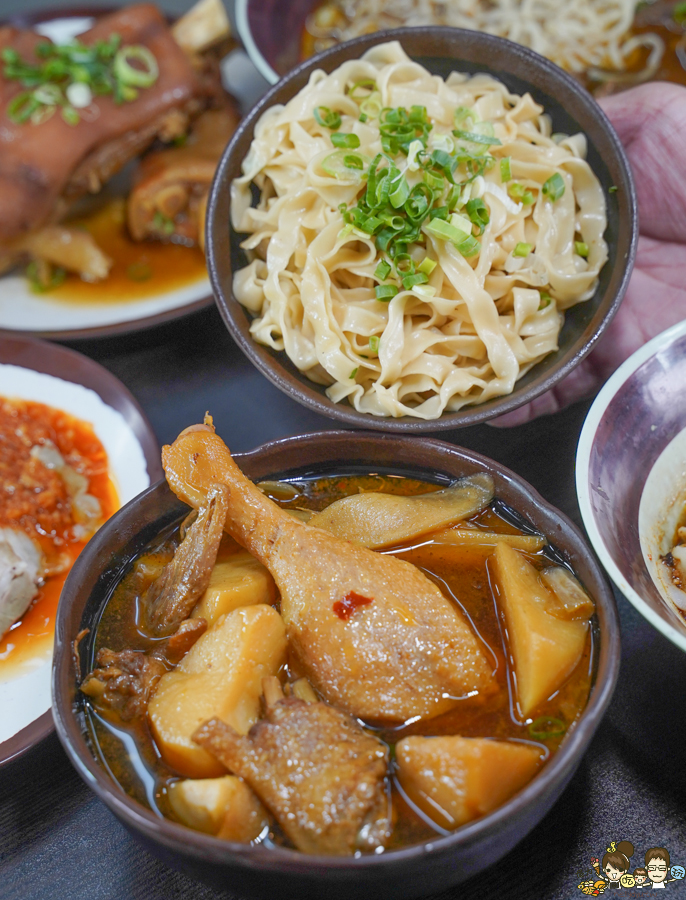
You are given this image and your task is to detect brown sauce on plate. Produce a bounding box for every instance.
[83,470,596,850]
[47,198,207,306]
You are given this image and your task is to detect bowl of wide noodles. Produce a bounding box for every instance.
[206,27,636,431]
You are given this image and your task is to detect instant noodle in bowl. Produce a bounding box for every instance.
[639,426,686,626]
[230,41,610,420]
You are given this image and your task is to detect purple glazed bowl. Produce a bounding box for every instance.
[53,432,619,899]
[577,319,686,652]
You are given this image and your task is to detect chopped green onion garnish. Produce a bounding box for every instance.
[450,212,473,235]
[126,262,153,281]
[349,367,359,379]
[575,241,589,257]
[513,242,532,258]
[375,284,398,301]
[417,257,437,275]
[453,129,502,146]
[369,335,380,352]
[390,176,410,209]
[321,150,369,180]
[674,0,686,23]
[314,106,341,130]
[359,112,368,123]
[154,211,175,236]
[538,290,552,309]
[359,92,383,119]
[3,33,158,126]
[7,92,39,123]
[402,272,429,290]
[509,183,535,206]
[500,157,512,182]
[425,217,469,245]
[457,234,481,257]
[374,259,391,280]
[529,716,566,741]
[331,132,360,149]
[453,106,475,127]
[466,198,489,230]
[542,172,565,202]
[609,185,618,193]
[26,260,66,292]
[113,45,158,88]
[61,105,79,126]
[349,79,376,99]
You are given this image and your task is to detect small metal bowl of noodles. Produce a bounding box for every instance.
[577,319,686,653]
[53,430,620,899]
[207,27,636,431]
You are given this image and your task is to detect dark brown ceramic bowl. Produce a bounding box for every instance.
[206,27,637,433]
[52,431,619,899]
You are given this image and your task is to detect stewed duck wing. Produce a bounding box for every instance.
[145,483,228,635]
[0,4,207,243]
[193,683,391,855]
[162,423,495,722]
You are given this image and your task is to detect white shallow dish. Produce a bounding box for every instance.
[0,333,162,766]
[576,319,686,653]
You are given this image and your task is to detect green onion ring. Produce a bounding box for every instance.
[113,45,159,88]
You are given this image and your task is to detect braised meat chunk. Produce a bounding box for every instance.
[0,5,206,243]
[193,684,391,855]
[81,647,167,720]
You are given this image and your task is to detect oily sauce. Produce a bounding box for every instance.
[84,472,595,849]
[0,397,118,679]
[46,197,207,306]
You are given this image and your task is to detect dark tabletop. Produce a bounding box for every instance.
[1,0,686,892]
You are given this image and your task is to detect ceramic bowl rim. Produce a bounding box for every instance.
[576,319,686,654]
[53,431,620,876]
[206,25,637,433]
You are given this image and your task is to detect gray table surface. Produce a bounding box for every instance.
[0,2,685,898]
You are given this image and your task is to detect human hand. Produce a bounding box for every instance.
[493,81,686,426]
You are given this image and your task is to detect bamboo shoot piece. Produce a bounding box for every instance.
[308,474,494,549]
[491,542,589,717]
[148,604,287,778]
[171,0,231,55]
[192,551,276,626]
[396,735,543,829]
[168,776,268,841]
[540,567,595,620]
[432,528,545,552]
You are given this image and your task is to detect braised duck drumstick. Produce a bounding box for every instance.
[162,422,495,722]
[193,678,391,855]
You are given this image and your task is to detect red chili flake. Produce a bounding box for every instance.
[333,591,373,620]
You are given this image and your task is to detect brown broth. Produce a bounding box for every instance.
[84,471,596,850]
[46,198,207,306]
